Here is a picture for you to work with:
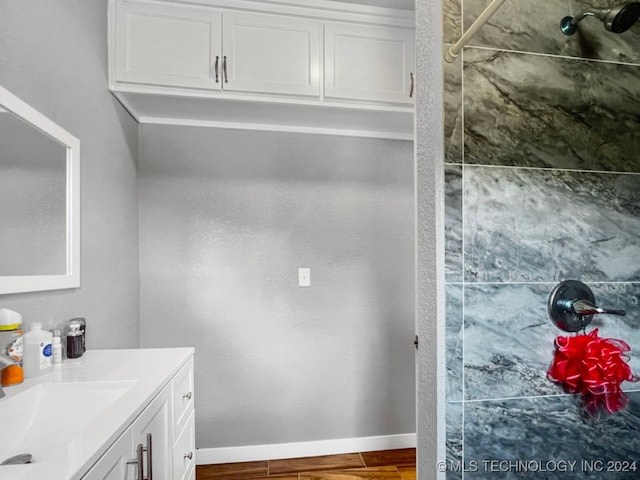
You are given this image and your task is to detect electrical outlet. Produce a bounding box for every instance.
[298,268,311,287]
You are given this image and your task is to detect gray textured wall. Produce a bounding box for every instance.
[138,125,415,448]
[0,1,140,347]
[443,0,640,477]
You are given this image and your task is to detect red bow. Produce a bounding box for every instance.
[547,329,639,414]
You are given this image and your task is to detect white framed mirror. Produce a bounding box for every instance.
[0,85,80,294]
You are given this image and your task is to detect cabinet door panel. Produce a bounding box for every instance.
[222,12,321,97]
[133,385,172,480]
[115,1,221,90]
[82,429,134,480]
[172,357,194,435]
[325,23,414,104]
[172,411,196,480]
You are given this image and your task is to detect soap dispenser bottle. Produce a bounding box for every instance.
[66,323,83,359]
[23,323,53,378]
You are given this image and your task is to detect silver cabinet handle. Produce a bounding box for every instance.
[409,72,414,98]
[223,56,228,83]
[183,392,192,400]
[135,443,145,480]
[147,433,153,480]
[127,443,144,480]
[130,435,153,480]
[184,451,193,461]
[214,56,219,83]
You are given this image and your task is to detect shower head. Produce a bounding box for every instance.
[560,2,640,35]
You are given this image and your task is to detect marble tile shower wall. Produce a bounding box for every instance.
[443,1,640,478]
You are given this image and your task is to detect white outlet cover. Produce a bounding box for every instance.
[298,268,311,287]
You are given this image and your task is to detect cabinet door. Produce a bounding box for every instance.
[82,428,134,480]
[172,411,196,480]
[115,1,222,90]
[133,385,172,480]
[324,22,415,104]
[172,357,194,435]
[222,12,321,97]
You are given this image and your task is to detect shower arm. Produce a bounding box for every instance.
[445,0,508,63]
[568,10,601,27]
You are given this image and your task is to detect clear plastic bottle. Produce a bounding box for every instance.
[52,329,62,366]
[23,323,53,378]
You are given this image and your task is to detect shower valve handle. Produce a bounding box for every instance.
[571,299,626,317]
[548,280,628,332]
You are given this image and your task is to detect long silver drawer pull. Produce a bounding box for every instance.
[223,56,228,83]
[214,56,219,83]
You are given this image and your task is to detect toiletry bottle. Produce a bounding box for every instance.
[66,323,83,359]
[52,329,62,366]
[23,323,53,378]
[0,308,24,386]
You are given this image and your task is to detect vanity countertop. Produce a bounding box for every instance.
[0,347,194,480]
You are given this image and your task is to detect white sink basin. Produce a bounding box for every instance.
[0,381,135,464]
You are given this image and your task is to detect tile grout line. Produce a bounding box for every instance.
[460,41,466,477]
[455,162,640,177]
[464,44,640,68]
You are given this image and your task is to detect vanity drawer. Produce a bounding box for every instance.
[172,357,194,432]
[172,410,195,480]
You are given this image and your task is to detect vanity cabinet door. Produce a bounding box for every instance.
[132,385,173,480]
[172,411,196,480]
[324,22,415,104]
[221,11,321,97]
[172,357,194,435]
[81,428,134,480]
[114,0,222,90]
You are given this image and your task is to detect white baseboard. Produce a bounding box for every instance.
[196,433,416,465]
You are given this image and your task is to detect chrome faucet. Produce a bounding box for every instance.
[548,280,627,332]
[571,299,627,317]
[0,354,18,399]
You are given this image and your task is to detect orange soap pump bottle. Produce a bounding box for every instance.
[0,308,24,386]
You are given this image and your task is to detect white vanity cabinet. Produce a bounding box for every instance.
[114,1,321,98]
[324,22,415,104]
[82,356,195,480]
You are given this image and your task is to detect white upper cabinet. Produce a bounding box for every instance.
[114,1,320,97]
[324,22,414,104]
[109,0,415,139]
[115,2,222,90]
[222,12,321,97]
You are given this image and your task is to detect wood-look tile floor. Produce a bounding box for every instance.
[196,448,416,480]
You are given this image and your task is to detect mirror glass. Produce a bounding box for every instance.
[0,86,80,294]
[0,110,67,275]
